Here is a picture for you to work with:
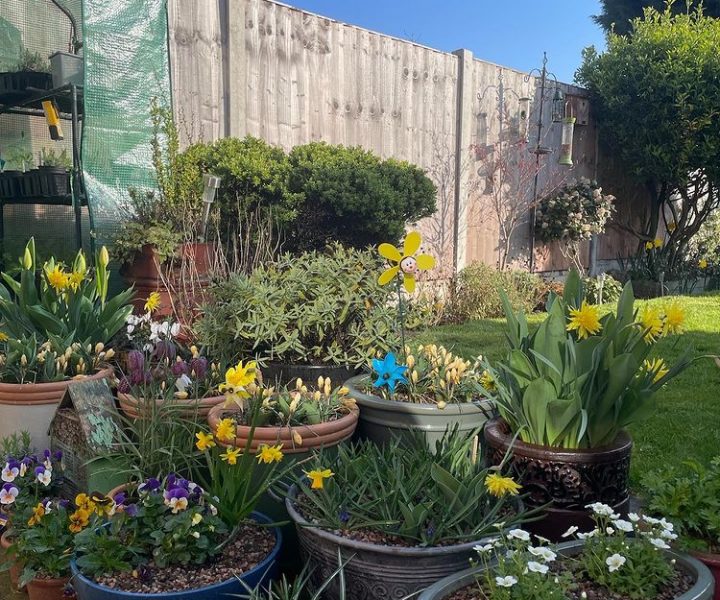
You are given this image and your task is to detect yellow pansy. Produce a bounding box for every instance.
[305,468,334,489]
[257,444,284,464]
[195,431,216,451]
[378,231,435,294]
[214,418,236,443]
[69,507,91,533]
[485,473,522,497]
[220,447,241,465]
[566,300,602,340]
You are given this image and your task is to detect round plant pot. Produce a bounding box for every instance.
[346,375,492,449]
[1,529,22,591]
[0,367,114,450]
[418,539,715,600]
[285,486,499,599]
[70,511,281,600]
[26,576,69,600]
[261,363,359,389]
[207,404,359,454]
[118,393,224,420]
[122,243,217,319]
[691,550,720,600]
[484,417,632,541]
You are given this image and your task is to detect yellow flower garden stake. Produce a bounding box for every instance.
[377,231,435,359]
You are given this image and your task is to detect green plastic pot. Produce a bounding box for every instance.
[418,540,716,600]
[345,375,492,448]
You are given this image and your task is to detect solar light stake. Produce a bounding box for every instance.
[200,174,221,241]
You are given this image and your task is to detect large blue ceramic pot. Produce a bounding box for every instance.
[70,512,281,600]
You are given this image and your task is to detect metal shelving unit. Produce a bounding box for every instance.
[0,82,88,253]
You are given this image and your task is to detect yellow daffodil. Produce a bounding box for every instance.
[69,507,91,533]
[257,444,284,464]
[638,305,663,343]
[195,431,216,451]
[45,264,70,292]
[220,447,242,465]
[68,270,84,292]
[378,231,435,293]
[566,300,602,340]
[699,259,708,269]
[479,370,496,392]
[645,241,654,251]
[663,301,685,336]
[653,238,663,249]
[27,502,45,526]
[144,291,162,313]
[214,418,236,443]
[485,473,522,497]
[220,361,257,406]
[305,468,334,489]
[643,358,669,384]
[0,332,8,342]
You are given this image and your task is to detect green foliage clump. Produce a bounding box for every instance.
[583,273,623,304]
[577,7,720,277]
[286,142,437,252]
[642,457,720,553]
[196,244,397,368]
[14,49,49,72]
[39,148,71,169]
[445,262,545,323]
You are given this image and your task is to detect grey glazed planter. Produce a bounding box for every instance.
[346,374,492,448]
[418,540,716,600]
[286,486,499,600]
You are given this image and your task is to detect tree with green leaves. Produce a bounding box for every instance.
[577,6,720,278]
[594,0,720,35]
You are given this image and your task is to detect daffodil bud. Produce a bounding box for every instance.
[324,380,331,396]
[317,376,324,389]
[295,378,303,390]
[99,246,110,268]
[289,397,300,413]
[292,430,303,446]
[313,390,322,402]
[437,400,447,409]
[104,348,115,360]
[411,370,419,383]
[22,247,33,270]
[406,355,415,369]
[94,342,104,354]
[74,251,87,276]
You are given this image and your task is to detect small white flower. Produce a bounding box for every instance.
[175,374,192,392]
[192,531,200,539]
[527,561,549,575]
[495,575,518,588]
[36,468,51,486]
[170,322,181,337]
[606,553,626,572]
[474,543,494,554]
[628,512,641,522]
[650,538,671,550]
[581,593,588,599]
[660,530,678,541]
[1,464,18,483]
[659,518,674,532]
[0,486,18,505]
[585,502,615,517]
[507,528,530,542]
[528,546,557,562]
[612,519,634,533]
[643,515,661,525]
[561,525,579,538]
[577,529,599,540]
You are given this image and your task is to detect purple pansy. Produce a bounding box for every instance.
[138,477,161,493]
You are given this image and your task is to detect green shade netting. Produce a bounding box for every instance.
[80,0,171,252]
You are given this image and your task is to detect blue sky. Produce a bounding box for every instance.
[283,1,607,83]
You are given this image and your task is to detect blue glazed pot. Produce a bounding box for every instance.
[70,512,281,600]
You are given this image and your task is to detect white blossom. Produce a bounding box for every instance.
[495,575,517,588]
[612,519,634,533]
[561,525,579,538]
[507,528,530,542]
[606,553,626,572]
[526,561,549,575]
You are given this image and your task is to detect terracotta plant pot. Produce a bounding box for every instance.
[122,242,217,319]
[26,576,69,600]
[346,375,492,449]
[207,404,359,454]
[118,392,224,420]
[484,417,632,541]
[418,540,715,600]
[1,529,22,590]
[0,367,114,450]
[286,485,505,599]
[692,550,720,600]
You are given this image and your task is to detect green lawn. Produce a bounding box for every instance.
[417,293,720,488]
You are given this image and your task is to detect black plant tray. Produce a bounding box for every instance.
[0,71,52,105]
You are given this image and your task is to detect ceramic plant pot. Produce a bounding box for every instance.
[691,550,720,600]
[484,417,632,541]
[26,576,69,600]
[0,367,114,450]
[418,540,715,600]
[118,393,224,420]
[346,375,492,449]
[286,485,501,599]
[70,511,281,600]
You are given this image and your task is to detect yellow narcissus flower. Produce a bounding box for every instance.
[214,418,236,443]
[144,291,162,313]
[68,270,84,291]
[566,300,602,340]
[645,241,654,251]
[663,301,685,336]
[257,444,284,464]
[643,358,669,384]
[638,305,663,343]
[220,447,241,465]
[305,468,334,489]
[378,231,435,293]
[220,361,258,406]
[485,473,522,497]
[195,431,216,451]
[479,370,496,392]
[699,259,708,269]
[45,264,70,292]
[653,238,663,248]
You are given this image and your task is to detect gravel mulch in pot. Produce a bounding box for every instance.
[93,521,275,594]
[444,562,694,600]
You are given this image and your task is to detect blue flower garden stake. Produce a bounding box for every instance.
[372,352,408,392]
